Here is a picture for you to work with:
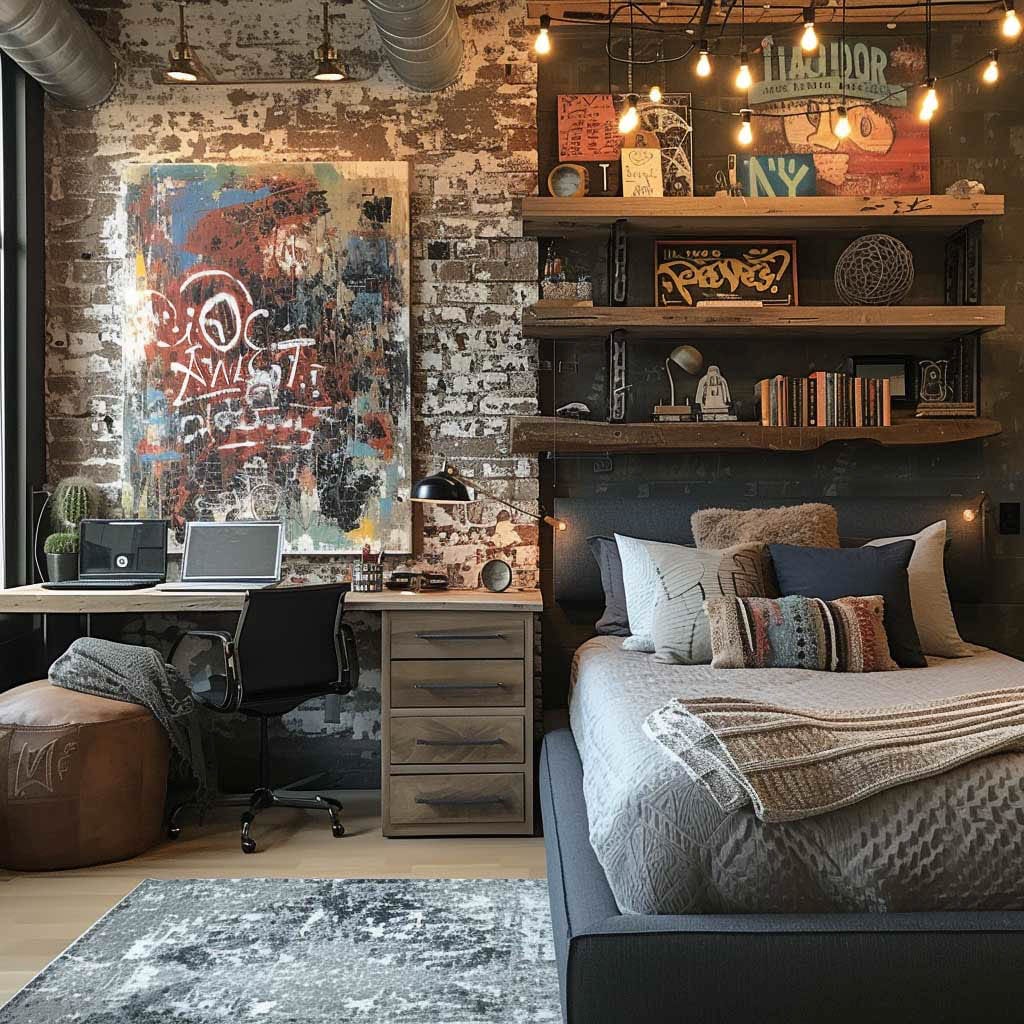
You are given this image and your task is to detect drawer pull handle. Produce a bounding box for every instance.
[412,682,505,691]
[415,795,507,807]
[415,737,505,747]
[414,631,507,641]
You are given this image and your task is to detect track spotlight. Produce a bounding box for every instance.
[535,14,552,55]
[313,1,347,81]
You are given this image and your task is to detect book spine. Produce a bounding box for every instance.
[883,378,892,426]
[760,379,770,427]
[808,376,817,427]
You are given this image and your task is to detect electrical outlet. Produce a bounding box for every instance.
[999,502,1021,535]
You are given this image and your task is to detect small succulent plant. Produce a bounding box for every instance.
[44,531,80,555]
[51,476,104,531]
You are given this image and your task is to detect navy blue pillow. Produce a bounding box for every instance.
[768,540,926,668]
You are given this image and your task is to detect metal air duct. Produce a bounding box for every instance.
[365,0,462,92]
[0,0,116,108]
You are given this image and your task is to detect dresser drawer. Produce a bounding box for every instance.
[389,773,525,826]
[389,660,525,708]
[390,715,525,765]
[388,611,525,660]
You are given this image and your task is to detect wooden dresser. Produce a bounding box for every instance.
[381,590,542,837]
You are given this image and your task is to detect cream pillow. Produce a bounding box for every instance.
[864,520,971,658]
[614,534,677,652]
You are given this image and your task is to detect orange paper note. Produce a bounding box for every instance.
[557,94,622,162]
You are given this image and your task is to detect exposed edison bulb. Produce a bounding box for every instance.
[834,105,851,139]
[963,507,978,523]
[1003,3,1021,39]
[984,52,1000,84]
[737,109,753,146]
[618,96,639,134]
[534,14,551,55]
[648,84,663,103]
[735,50,753,90]
[918,79,938,122]
[800,8,818,52]
[696,42,712,78]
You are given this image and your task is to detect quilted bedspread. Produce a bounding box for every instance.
[570,636,1024,915]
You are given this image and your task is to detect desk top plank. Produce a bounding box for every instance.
[0,585,543,615]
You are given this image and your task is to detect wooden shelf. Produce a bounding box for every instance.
[510,416,1002,454]
[523,304,1005,340]
[521,195,1004,237]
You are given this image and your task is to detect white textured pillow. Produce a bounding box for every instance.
[614,534,683,652]
[864,520,971,658]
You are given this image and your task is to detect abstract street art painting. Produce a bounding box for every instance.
[121,162,411,554]
[748,37,929,195]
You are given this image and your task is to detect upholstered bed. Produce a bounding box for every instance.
[540,495,1024,1023]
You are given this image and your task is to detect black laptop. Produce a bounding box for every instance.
[42,519,168,590]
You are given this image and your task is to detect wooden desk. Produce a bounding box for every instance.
[0,583,544,839]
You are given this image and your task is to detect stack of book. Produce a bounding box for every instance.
[758,372,892,427]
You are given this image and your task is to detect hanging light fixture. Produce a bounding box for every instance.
[737,108,753,146]
[535,14,552,55]
[649,83,663,103]
[313,1,347,81]
[696,41,712,77]
[800,6,818,52]
[834,105,851,138]
[833,0,850,138]
[618,93,639,134]
[1002,0,1022,38]
[736,50,753,90]
[919,77,939,121]
[166,1,201,82]
[984,49,1000,83]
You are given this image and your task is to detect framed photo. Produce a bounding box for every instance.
[654,239,798,307]
[846,355,916,407]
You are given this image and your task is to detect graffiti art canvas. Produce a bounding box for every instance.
[748,37,929,195]
[122,162,411,554]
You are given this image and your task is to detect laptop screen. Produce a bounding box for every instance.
[182,522,283,581]
[79,520,168,579]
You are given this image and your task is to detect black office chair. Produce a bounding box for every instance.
[169,583,359,854]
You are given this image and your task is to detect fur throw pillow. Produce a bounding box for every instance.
[692,503,839,550]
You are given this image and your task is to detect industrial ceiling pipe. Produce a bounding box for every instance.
[0,0,115,108]
[365,0,463,91]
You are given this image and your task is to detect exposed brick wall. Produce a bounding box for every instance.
[44,0,539,786]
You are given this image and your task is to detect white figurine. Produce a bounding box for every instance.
[695,365,736,420]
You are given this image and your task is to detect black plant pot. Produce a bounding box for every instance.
[46,552,78,583]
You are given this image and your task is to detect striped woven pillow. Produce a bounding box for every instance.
[704,594,898,672]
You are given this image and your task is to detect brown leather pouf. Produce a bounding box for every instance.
[0,680,170,870]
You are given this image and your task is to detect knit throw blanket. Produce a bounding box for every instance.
[644,688,1024,822]
[49,637,209,804]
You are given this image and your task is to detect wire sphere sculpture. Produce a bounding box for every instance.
[834,234,915,306]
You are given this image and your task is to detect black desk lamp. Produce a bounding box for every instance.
[411,464,567,531]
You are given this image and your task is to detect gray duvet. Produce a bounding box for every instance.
[570,636,1024,915]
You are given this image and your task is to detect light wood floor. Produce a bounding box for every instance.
[0,791,547,1007]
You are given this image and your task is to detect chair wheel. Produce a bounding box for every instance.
[167,825,181,840]
[332,823,346,838]
[241,837,257,854]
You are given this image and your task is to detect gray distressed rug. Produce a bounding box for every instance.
[0,878,559,1024]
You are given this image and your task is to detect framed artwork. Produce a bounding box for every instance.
[637,92,693,197]
[655,239,798,307]
[747,37,929,196]
[847,355,916,407]
[121,161,412,554]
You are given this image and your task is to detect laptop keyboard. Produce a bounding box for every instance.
[42,579,159,590]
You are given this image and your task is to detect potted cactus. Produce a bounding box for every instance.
[44,476,104,582]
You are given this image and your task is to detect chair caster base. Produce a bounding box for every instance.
[332,823,346,838]
[241,837,257,854]
[168,825,181,840]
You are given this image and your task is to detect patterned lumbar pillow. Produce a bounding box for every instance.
[704,594,898,672]
[644,542,776,664]
[692,503,840,550]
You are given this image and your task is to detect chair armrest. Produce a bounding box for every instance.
[336,622,360,692]
[169,629,239,711]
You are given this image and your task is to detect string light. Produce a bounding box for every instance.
[1002,0,1021,38]
[649,83,663,103]
[737,108,753,146]
[800,6,818,52]
[835,105,851,138]
[618,94,639,134]
[696,40,712,77]
[736,49,753,90]
[534,14,551,54]
[984,50,1000,83]
[919,77,938,121]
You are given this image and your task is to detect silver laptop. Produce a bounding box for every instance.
[158,521,284,591]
